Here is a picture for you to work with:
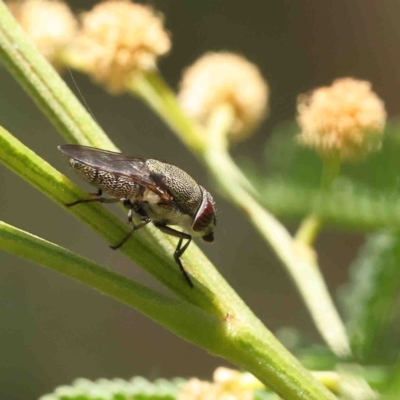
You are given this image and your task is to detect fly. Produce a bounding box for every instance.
[58,144,217,288]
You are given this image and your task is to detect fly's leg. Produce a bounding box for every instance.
[153,224,193,288]
[110,202,151,250]
[66,189,120,207]
[88,189,103,197]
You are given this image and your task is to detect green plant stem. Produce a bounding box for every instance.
[0,221,223,351]
[0,124,249,318]
[131,70,350,358]
[0,2,177,279]
[3,220,335,400]
[0,4,260,324]
[130,71,257,195]
[0,125,338,400]
[313,372,341,392]
[0,0,287,343]
[130,71,205,152]
[205,105,350,358]
[0,2,114,149]
[295,215,323,246]
[0,5,340,397]
[295,156,341,246]
[139,68,350,357]
[3,220,336,400]
[207,148,350,358]
[0,126,197,297]
[0,3,228,316]
[320,156,341,193]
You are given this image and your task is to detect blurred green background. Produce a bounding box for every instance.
[1,0,399,398]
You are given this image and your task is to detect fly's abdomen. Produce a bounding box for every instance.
[69,158,140,199]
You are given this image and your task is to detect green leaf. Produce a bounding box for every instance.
[340,232,400,362]
[244,120,400,231]
[39,377,186,400]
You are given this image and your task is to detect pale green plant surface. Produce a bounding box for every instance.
[0,2,338,400]
[1,1,399,399]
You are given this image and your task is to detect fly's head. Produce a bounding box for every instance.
[193,186,217,243]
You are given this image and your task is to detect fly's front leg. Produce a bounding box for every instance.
[154,224,193,288]
[110,201,151,250]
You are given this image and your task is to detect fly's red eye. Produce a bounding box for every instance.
[193,197,215,232]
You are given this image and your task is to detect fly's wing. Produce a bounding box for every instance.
[59,145,171,201]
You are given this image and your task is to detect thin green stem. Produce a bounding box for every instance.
[295,155,341,246]
[320,155,341,193]
[0,222,337,400]
[130,72,350,358]
[0,2,114,149]
[0,130,338,399]
[129,71,206,152]
[0,5,340,397]
[205,106,350,358]
[131,72,257,195]
[0,114,337,400]
[0,126,221,312]
[0,2,260,323]
[313,372,341,392]
[295,215,323,246]
[0,3,232,317]
[0,2,186,285]
[0,221,223,351]
[131,77,350,356]
[6,220,335,400]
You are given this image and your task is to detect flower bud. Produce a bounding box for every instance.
[179,52,269,142]
[8,0,77,69]
[297,78,386,161]
[67,0,171,93]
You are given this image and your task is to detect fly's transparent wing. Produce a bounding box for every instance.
[59,145,171,200]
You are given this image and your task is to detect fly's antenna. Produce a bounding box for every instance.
[67,67,99,125]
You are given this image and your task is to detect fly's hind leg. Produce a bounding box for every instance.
[66,189,120,207]
[153,223,193,288]
[110,201,151,250]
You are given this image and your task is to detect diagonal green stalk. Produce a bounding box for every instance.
[0,2,114,149]
[0,3,219,313]
[0,124,262,321]
[129,72,257,195]
[0,222,335,400]
[0,3,339,398]
[295,155,341,246]
[129,73,350,358]
[205,106,350,358]
[0,221,224,351]
[0,2,252,320]
[0,128,337,400]
[0,126,198,300]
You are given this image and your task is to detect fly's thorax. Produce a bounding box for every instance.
[68,158,141,199]
[145,159,202,215]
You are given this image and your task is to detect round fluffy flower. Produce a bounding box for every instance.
[297,78,386,160]
[177,368,255,400]
[67,0,171,93]
[8,0,77,68]
[178,52,269,142]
